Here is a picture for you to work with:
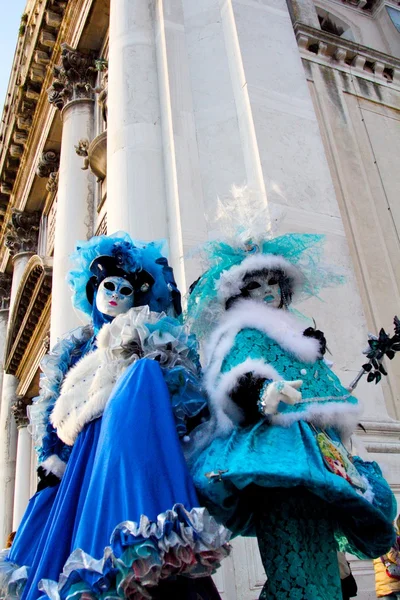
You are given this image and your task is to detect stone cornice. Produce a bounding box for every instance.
[357,419,400,454]
[0,0,96,270]
[0,0,69,229]
[319,0,382,13]
[295,23,400,87]
[5,255,52,375]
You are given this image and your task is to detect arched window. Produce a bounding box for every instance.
[316,8,356,41]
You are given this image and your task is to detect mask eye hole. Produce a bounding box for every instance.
[104,281,116,291]
[268,277,278,286]
[245,281,261,291]
[120,286,133,296]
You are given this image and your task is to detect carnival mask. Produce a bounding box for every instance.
[96,276,135,317]
[241,271,281,308]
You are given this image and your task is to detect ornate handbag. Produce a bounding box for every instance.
[313,428,368,493]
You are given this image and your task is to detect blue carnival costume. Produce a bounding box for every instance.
[186,233,396,600]
[0,233,230,600]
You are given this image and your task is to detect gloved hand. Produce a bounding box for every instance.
[258,379,303,416]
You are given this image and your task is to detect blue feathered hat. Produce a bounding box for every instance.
[67,232,182,317]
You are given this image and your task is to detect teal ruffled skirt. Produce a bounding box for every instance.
[190,420,396,558]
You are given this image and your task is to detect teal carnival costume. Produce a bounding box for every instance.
[1,233,230,600]
[186,233,396,600]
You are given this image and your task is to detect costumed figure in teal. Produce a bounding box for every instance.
[0,232,230,600]
[186,229,397,600]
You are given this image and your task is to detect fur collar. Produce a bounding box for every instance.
[205,299,320,367]
[202,300,359,437]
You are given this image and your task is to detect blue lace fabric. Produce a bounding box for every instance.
[254,488,342,600]
[189,325,396,560]
[220,328,357,416]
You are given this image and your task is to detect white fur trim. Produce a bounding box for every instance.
[205,300,319,384]
[50,307,173,446]
[208,359,282,433]
[270,401,361,439]
[216,254,304,302]
[203,301,359,435]
[50,348,135,446]
[40,454,67,479]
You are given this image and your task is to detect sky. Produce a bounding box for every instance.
[0,1,28,114]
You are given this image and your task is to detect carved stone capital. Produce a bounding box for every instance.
[5,210,41,256]
[0,273,12,310]
[36,150,60,179]
[11,396,32,429]
[48,43,97,111]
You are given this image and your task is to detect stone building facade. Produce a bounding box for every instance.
[0,0,399,598]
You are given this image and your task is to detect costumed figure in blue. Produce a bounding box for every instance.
[185,229,397,600]
[0,232,230,600]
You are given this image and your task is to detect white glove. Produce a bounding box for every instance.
[258,379,303,416]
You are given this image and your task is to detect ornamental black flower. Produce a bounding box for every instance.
[363,316,399,385]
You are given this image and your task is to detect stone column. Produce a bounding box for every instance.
[11,397,32,530]
[0,210,39,543]
[48,43,96,345]
[0,274,12,419]
[107,0,168,240]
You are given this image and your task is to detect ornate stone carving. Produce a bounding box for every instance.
[46,171,59,193]
[0,273,12,310]
[36,150,60,179]
[11,396,32,429]
[48,43,97,111]
[75,139,90,170]
[5,210,40,256]
[94,59,108,125]
[75,135,107,181]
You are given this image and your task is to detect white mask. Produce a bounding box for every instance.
[96,276,134,317]
[242,272,281,308]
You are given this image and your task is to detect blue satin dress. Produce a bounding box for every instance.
[6,359,229,600]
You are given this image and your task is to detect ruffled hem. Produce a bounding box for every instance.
[1,505,230,600]
[0,549,29,600]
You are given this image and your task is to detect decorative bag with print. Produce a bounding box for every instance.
[381,555,400,581]
[315,429,368,492]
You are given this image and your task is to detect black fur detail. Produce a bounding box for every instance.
[36,466,61,492]
[303,327,327,356]
[229,373,266,425]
